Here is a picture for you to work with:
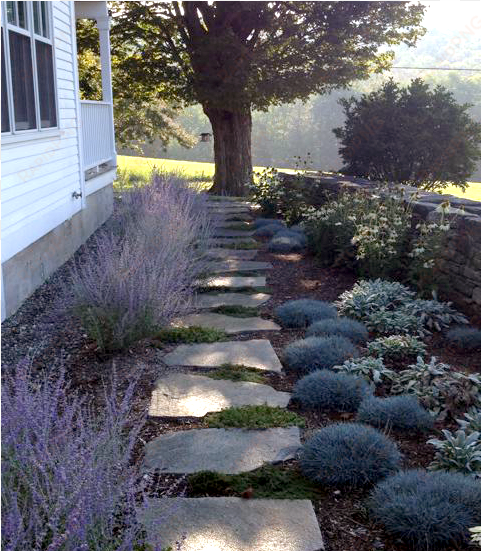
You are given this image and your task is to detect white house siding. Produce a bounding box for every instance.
[1,1,83,265]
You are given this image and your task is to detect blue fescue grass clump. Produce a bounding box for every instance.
[306,317,369,344]
[254,223,286,238]
[357,395,434,431]
[274,299,337,328]
[253,218,285,229]
[2,359,147,551]
[300,423,400,488]
[293,370,372,412]
[268,235,304,252]
[274,229,308,246]
[446,325,481,351]
[368,469,481,551]
[283,336,358,374]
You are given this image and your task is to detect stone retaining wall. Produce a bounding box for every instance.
[279,172,481,314]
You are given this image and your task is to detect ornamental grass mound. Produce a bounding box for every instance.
[274,228,308,247]
[254,223,286,238]
[300,422,400,487]
[293,370,372,412]
[357,395,433,431]
[274,299,337,328]
[268,235,304,252]
[283,336,358,375]
[368,469,481,551]
[306,317,368,344]
[445,326,481,352]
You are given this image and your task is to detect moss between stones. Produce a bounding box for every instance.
[153,326,227,345]
[205,363,267,384]
[204,404,305,429]
[187,465,321,499]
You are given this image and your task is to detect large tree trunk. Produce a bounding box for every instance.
[204,106,252,196]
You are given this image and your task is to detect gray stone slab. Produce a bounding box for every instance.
[140,497,324,551]
[200,275,266,288]
[162,339,283,371]
[142,427,301,474]
[213,229,255,238]
[149,373,290,417]
[208,260,273,273]
[172,313,280,334]
[206,237,258,246]
[195,292,271,309]
[206,248,258,260]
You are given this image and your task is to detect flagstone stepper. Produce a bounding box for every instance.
[172,313,280,334]
[207,260,273,273]
[140,497,325,551]
[200,275,266,288]
[142,427,301,474]
[162,339,283,371]
[205,248,258,260]
[148,373,290,417]
[194,292,271,309]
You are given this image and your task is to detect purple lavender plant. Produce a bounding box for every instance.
[1,358,151,551]
[68,172,212,351]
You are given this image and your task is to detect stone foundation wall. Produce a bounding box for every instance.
[279,172,481,314]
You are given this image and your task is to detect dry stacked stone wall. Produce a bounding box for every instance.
[279,172,481,314]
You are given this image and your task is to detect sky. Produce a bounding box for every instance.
[421,0,480,33]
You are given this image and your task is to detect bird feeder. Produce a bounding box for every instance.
[200,132,212,143]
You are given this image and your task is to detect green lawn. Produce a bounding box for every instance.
[116,154,481,202]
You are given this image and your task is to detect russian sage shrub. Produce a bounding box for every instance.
[300,423,400,487]
[368,469,481,550]
[357,395,434,431]
[293,370,372,412]
[69,173,212,351]
[274,299,337,328]
[1,359,146,551]
[283,336,358,375]
[306,317,368,344]
[446,326,481,351]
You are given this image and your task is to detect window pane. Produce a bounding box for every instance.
[1,30,10,132]
[6,2,17,25]
[17,2,27,29]
[33,2,41,35]
[35,40,56,127]
[9,30,36,130]
[40,2,48,37]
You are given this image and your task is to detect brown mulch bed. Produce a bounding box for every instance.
[2,220,480,551]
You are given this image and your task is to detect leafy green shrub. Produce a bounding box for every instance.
[283,336,358,375]
[267,235,304,252]
[428,429,481,477]
[407,296,468,332]
[357,395,433,431]
[293,370,372,412]
[390,356,481,419]
[254,224,285,238]
[336,279,415,320]
[205,364,266,384]
[306,317,368,344]
[204,405,305,428]
[274,299,337,328]
[154,326,226,344]
[300,423,400,487]
[333,357,395,384]
[251,167,283,216]
[457,408,481,433]
[364,307,426,336]
[446,326,481,352]
[367,335,426,360]
[368,469,481,550]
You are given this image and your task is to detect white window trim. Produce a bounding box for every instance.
[1,1,59,141]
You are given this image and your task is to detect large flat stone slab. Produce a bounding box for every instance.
[213,229,255,238]
[206,237,258,247]
[172,313,280,334]
[195,292,271,309]
[142,427,301,474]
[149,373,290,417]
[140,497,324,551]
[162,339,283,371]
[208,260,273,273]
[206,248,258,260]
[200,275,266,288]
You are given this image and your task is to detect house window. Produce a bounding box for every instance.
[1,1,57,134]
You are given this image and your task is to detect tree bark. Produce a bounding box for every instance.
[204,106,253,196]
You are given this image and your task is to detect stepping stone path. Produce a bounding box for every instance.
[149,373,291,417]
[141,196,324,550]
[195,291,271,309]
[172,312,280,334]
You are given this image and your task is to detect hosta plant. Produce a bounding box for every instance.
[333,357,395,385]
[427,429,481,478]
[367,335,426,360]
[458,408,481,433]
